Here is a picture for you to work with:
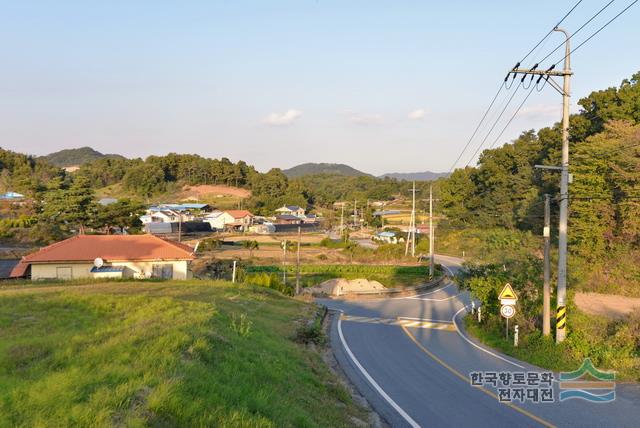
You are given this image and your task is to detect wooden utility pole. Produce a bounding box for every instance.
[353,200,357,228]
[543,194,551,336]
[296,226,301,295]
[178,212,182,242]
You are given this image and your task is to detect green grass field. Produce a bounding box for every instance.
[246,264,434,290]
[0,280,368,427]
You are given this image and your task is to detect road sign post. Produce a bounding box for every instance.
[499,283,518,340]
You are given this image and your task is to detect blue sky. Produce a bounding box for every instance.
[1,1,638,175]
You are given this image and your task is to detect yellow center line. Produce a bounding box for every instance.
[401,325,556,428]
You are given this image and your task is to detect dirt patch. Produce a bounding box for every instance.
[180,185,251,199]
[304,278,386,297]
[575,292,640,319]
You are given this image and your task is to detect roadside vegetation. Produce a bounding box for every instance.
[0,280,369,427]
[438,72,640,381]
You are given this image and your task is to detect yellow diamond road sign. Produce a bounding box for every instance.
[499,283,518,306]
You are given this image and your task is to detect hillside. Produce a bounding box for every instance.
[282,162,370,178]
[379,171,449,181]
[40,146,125,167]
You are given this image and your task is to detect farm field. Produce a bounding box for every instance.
[0,280,368,427]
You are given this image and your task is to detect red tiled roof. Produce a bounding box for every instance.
[225,210,253,219]
[20,234,195,264]
[9,261,29,278]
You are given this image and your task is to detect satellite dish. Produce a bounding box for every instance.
[94,257,104,268]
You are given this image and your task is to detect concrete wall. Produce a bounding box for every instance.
[30,260,190,281]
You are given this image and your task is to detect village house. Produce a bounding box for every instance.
[275,214,302,225]
[204,210,254,231]
[275,205,305,218]
[10,235,195,281]
[373,231,401,244]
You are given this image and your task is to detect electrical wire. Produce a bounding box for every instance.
[553,0,639,66]
[537,0,616,65]
[519,0,585,64]
[447,83,504,173]
[488,84,538,150]
[464,83,522,167]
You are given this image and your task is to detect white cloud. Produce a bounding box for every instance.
[408,109,426,120]
[345,112,383,125]
[516,104,561,119]
[262,109,302,126]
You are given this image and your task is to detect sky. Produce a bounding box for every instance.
[1,1,638,175]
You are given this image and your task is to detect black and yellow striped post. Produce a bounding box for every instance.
[556,306,567,340]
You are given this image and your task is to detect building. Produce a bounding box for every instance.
[10,235,195,281]
[373,231,400,244]
[148,203,211,212]
[140,210,182,224]
[0,191,25,200]
[275,205,305,217]
[275,214,302,225]
[204,210,253,231]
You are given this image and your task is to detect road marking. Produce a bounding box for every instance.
[401,326,556,428]
[408,293,461,302]
[341,314,456,332]
[337,315,421,428]
[398,316,453,324]
[452,306,526,369]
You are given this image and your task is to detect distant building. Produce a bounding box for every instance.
[204,210,253,231]
[0,191,24,200]
[148,203,211,212]
[275,205,305,217]
[373,231,400,244]
[249,223,276,234]
[10,235,195,281]
[275,214,302,225]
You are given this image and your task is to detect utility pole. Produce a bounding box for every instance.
[282,240,287,286]
[340,203,345,240]
[429,184,434,277]
[178,211,182,242]
[543,194,551,336]
[555,27,571,343]
[296,226,301,295]
[510,27,572,343]
[405,181,418,257]
[353,200,357,228]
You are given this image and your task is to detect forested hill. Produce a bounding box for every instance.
[40,147,125,167]
[379,171,449,181]
[438,70,640,292]
[282,163,370,178]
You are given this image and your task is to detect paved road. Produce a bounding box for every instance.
[319,255,640,427]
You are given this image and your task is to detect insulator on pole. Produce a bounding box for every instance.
[512,62,521,70]
[531,63,539,71]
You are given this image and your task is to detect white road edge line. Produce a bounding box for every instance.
[337,313,421,428]
[452,306,525,369]
[408,293,461,302]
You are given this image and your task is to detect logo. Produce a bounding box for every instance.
[559,358,616,402]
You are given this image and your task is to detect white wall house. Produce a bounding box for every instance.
[275,205,305,217]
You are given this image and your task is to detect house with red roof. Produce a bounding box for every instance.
[11,235,195,281]
[204,210,254,231]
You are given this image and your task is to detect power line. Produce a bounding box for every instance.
[554,0,639,66]
[537,0,616,65]
[464,83,522,167]
[448,83,504,173]
[520,0,585,64]
[488,84,538,150]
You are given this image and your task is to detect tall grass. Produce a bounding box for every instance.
[0,281,368,427]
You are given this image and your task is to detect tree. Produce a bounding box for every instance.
[242,240,260,258]
[122,163,166,197]
[92,199,146,234]
[39,176,97,235]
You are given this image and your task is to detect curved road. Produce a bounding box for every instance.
[319,255,640,427]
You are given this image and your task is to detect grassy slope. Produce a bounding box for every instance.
[0,281,367,427]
